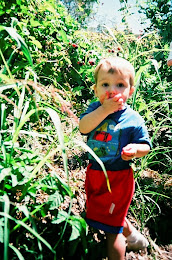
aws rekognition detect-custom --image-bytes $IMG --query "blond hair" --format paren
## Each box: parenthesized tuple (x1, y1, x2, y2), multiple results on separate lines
(94, 57, 135, 87)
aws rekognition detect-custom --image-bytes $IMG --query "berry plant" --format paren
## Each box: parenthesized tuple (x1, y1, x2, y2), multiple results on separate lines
(0, 0, 171, 259)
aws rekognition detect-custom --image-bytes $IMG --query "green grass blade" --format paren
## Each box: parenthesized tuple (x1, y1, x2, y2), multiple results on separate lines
(74, 140, 112, 193)
(0, 48, 14, 80)
(0, 212, 56, 255)
(19, 205, 43, 258)
(0, 25, 33, 67)
(9, 244, 25, 260)
(19, 100, 29, 123)
(29, 147, 59, 181)
(0, 83, 19, 92)
(1, 103, 6, 130)
(11, 204, 44, 233)
(12, 108, 44, 143)
(3, 194, 10, 260)
(151, 118, 169, 144)
(12, 109, 37, 143)
(53, 202, 73, 250)
(14, 85, 25, 121)
(46, 108, 69, 183)
(132, 63, 149, 109)
(0, 83, 20, 98)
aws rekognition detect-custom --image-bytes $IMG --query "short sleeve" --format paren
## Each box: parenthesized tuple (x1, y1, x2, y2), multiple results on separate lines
(80, 101, 101, 120)
(131, 119, 152, 148)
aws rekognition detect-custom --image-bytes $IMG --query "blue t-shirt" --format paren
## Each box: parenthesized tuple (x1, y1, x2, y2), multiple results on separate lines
(80, 101, 151, 171)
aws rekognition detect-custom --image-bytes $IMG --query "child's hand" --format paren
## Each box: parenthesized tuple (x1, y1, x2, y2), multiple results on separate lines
(101, 92, 124, 114)
(121, 144, 137, 161)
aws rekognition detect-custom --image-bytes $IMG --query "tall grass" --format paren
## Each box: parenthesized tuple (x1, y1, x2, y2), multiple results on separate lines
(0, 26, 77, 258)
(0, 93, 76, 258)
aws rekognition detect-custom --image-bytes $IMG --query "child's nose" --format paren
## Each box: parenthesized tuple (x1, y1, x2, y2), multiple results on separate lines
(109, 87, 117, 97)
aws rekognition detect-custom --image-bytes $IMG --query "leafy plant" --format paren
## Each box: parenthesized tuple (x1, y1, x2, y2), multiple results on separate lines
(0, 0, 171, 259)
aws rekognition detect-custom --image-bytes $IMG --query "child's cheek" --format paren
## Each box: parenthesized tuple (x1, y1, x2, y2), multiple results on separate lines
(99, 93, 107, 104)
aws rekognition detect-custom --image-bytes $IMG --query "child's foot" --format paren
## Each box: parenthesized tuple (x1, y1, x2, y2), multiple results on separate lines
(126, 229, 149, 251)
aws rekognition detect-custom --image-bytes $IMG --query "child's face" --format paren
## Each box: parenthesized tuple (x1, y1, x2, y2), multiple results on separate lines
(94, 64, 135, 104)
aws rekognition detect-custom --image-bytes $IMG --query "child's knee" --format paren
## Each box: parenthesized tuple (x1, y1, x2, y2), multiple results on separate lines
(106, 233, 126, 250)
(106, 233, 126, 260)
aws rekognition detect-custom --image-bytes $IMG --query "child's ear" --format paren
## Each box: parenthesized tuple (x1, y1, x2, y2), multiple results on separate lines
(129, 86, 135, 96)
(93, 84, 98, 96)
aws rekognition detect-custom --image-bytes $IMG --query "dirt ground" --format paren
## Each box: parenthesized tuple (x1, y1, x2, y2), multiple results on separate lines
(53, 159, 172, 260)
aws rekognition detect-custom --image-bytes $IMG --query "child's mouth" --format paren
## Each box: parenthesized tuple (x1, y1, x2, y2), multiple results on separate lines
(106, 91, 116, 99)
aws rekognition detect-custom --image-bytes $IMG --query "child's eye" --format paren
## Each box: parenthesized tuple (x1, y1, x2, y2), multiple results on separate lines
(117, 83, 124, 88)
(102, 83, 109, 87)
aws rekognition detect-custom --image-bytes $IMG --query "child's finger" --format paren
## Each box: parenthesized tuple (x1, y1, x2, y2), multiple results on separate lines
(122, 147, 135, 156)
(118, 98, 123, 103)
(105, 91, 110, 99)
(113, 94, 123, 101)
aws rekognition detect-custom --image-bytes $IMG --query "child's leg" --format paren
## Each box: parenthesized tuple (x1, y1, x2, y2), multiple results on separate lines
(123, 217, 149, 250)
(123, 217, 133, 237)
(106, 233, 126, 260)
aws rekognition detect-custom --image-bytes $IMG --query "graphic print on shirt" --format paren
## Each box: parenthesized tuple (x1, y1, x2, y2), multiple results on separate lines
(87, 120, 122, 163)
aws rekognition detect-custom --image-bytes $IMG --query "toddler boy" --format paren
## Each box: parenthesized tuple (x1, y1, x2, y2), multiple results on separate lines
(79, 57, 151, 259)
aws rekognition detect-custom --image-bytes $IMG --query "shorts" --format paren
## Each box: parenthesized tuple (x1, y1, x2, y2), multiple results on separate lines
(85, 164, 135, 234)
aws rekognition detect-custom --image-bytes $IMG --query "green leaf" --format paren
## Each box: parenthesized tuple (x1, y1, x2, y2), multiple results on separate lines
(54, 174, 73, 197)
(63, 56, 71, 65)
(59, 29, 68, 43)
(42, 3, 57, 15)
(0, 26, 33, 67)
(30, 18, 41, 28)
(1, 103, 6, 130)
(32, 39, 42, 49)
(48, 191, 63, 210)
(0, 168, 11, 182)
(69, 219, 82, 241)
(4, 184, 12, 190)
(40, 209, 47, 218)
(52, 210, 68, 224)
(11, 174, 18, 187)
(28, 187, 37, 197)
(16, 0, 22, 4)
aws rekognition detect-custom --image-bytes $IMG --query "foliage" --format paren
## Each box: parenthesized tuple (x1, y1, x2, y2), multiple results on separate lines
(61, 0, 99, 25)
(0, 0, 102, 106)
(0, 78, 86, 259)
(0, 0, 171, 259)
(139, 0, 172, 43)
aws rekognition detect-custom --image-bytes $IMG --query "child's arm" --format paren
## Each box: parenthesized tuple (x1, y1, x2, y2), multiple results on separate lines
(79, 94, 123, 134)
(121, 143, 150, 161)
(79, 106, 109, 134)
